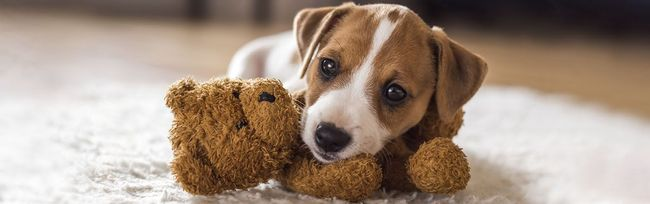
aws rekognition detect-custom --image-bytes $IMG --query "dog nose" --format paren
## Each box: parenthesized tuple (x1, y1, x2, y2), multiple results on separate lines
(315, 122, 351, 153)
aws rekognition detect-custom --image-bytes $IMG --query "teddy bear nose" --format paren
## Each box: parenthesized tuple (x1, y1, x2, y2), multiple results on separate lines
(315, 122, 351, 153)
(259, 92, 275, 102)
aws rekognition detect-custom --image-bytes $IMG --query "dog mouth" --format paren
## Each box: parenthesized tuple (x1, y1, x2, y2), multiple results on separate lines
(312, 150, 339, 163)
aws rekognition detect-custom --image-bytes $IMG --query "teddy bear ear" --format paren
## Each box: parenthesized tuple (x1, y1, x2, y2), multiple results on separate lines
(165, 78, 198, 111)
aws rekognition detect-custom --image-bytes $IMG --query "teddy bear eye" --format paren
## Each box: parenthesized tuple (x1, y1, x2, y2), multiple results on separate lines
(259, 92, 275, 103)
(235, 119, 248, 130)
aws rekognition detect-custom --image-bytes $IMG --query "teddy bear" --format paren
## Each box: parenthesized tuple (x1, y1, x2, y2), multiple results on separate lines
(165, 77, 470, 201)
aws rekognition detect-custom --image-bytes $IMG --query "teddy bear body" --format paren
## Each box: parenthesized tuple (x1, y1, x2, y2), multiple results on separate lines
(166, 78, 299, 194)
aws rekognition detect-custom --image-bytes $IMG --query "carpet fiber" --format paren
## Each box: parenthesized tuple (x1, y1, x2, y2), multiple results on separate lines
(1, 66, 649, 203)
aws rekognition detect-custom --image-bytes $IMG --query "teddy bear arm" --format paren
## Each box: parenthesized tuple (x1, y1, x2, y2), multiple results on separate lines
(406, 137, 470, 194)
(280, 153, 382, 202)
(171, 148, 228, 195)
(169, 131, 233, 195)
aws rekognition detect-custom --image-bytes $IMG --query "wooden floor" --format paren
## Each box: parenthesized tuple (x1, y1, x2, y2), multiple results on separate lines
(2, 8, 649, 119)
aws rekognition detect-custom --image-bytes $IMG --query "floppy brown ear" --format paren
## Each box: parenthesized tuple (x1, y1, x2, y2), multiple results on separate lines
(431, 27, 487, 122)
(294, 2, 354, 78)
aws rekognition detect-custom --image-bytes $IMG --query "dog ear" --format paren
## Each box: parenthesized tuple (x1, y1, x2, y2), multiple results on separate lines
(430, 27, 487, 122)
(294, 2, 355, 78)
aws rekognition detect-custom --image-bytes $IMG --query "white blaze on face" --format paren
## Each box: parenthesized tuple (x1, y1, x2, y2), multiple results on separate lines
(303, 16, 398, 162)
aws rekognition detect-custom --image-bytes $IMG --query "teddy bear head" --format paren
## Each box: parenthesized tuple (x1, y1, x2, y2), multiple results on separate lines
(165, 78, 301, 190)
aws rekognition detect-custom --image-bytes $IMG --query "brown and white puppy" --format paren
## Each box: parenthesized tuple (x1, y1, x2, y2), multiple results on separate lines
(228, 3, 487, 163)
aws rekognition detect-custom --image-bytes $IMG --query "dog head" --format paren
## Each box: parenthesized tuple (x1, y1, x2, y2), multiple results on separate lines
(294, 3, 487, 163)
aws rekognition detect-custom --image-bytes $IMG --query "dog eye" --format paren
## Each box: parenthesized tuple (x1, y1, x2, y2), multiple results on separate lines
(384, 83, 407, 105)
(319, 58, 338, 80)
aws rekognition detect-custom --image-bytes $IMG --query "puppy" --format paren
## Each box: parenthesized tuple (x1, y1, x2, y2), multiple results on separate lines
(228, 3, 487, 163)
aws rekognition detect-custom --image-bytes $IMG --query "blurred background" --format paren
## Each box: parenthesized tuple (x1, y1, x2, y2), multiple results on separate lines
(1, 0, 649, 118)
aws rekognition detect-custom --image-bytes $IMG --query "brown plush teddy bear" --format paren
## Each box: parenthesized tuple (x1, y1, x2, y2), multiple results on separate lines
(165, 77, 469, 201)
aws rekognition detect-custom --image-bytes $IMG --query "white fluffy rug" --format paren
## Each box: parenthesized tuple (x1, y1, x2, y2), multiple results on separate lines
(2, 65, 649, 203)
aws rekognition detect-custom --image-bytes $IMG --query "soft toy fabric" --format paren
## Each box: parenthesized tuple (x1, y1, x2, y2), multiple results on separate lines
(165, 77, 469, 201)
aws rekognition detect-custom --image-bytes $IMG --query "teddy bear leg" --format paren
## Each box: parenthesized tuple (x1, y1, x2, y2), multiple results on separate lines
(406, 137, 470, 194)
(279, 153, 382, 202)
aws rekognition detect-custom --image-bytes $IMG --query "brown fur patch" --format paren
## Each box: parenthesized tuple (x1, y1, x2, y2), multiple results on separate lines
(304, 8, 377, 106)
(369, 12, 438, 138)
